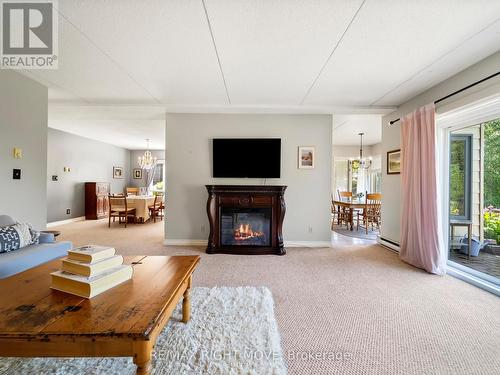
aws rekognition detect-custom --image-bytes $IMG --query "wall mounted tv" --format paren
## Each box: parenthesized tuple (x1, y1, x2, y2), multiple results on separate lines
(213, 138, 281, 178)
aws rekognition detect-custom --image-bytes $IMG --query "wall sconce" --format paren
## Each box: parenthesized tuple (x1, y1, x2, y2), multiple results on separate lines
(13, 148, 22, 159)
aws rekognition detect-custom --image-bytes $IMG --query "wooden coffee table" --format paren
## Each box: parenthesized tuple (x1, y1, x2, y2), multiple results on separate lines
(0, 255, 200, 374)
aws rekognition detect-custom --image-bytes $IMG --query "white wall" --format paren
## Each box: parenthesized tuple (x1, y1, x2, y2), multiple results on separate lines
(47, 129, 131, 222)
(381, 51, 500, 244)
(0, 71, 48, 229)
(165, 113, 332, 244)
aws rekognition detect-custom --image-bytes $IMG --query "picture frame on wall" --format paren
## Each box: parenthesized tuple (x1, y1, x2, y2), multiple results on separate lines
(113, 166, 124, 179)
(387, 149, 401, 175)
(133, 168, 142, 179)
(298, 146, 315, 169)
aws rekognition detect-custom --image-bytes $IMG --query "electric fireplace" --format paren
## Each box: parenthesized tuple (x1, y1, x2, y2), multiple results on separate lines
(221, 207, 272, 247)
(206, 185, 287, 255)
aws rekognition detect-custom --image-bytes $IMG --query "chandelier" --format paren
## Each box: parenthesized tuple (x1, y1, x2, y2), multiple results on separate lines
(138, 139, 157, 170)
(349, 132, 372, 171)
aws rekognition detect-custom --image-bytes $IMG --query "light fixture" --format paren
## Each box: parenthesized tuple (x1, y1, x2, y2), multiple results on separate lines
(349, 132, 372, 171)
(138, 139, 157, 170)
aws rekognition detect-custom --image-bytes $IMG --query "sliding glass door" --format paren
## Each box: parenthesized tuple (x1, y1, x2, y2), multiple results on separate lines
(448, 119, 500, 281)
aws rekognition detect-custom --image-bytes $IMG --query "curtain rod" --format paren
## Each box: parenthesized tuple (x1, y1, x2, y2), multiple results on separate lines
(389, 70, 500, 125)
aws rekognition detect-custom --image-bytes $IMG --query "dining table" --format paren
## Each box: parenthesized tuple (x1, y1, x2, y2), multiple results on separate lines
(332, 200, 377, 231)
(126, 195, 157, 223)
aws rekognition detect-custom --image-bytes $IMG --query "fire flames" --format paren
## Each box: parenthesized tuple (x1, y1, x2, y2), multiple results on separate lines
(234, 223, 264, 241)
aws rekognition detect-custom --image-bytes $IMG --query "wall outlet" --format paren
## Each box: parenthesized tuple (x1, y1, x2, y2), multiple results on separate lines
(308, 226, 313, 233)
(52, 175, 58, 181)
(66, 209, 71, 215)
(13, 169, 21, 179)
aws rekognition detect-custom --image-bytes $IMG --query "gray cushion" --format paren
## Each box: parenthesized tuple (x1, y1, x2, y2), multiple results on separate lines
(0, 215, 16, 227)
(0, 241, 72, 278)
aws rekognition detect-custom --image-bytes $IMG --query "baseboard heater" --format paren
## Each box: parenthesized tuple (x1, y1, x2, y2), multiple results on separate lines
(377, 237, 400, 252)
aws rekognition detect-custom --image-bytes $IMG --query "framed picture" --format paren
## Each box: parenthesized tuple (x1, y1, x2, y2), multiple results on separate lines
(387, 149, 401, 175)
(133, 168, 142, 179)
(113, 166, 124, 179)
(298, 146, 315, 169)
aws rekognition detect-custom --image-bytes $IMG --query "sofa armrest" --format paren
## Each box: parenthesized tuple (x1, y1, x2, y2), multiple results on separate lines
(39, 232, 55, 244)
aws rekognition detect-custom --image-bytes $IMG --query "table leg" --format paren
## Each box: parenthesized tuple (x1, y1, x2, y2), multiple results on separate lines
(182, 276, 192, 323)
(133, 342, 152, 375)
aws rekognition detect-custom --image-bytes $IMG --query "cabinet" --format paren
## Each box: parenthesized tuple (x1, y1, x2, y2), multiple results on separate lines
(85, 182, 110, 220)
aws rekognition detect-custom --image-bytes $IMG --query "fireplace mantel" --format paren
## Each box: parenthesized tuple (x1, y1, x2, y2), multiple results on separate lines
(206, 185, 287, 255)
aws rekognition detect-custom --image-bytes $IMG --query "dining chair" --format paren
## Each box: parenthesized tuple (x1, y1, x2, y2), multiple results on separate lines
(331, 194, 339, 230)
(108, 195, 136, 228)
(148, 193, 164, 223)
(357, 192, 382, 234)
(126, 187, 140, 196)
(337, 190, 354, 229)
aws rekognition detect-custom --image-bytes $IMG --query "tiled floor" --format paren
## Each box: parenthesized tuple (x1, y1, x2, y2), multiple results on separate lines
(331, 224, 378, 241)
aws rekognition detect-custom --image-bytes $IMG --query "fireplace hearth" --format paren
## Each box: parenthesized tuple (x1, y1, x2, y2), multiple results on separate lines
(206, 185, 286, 255)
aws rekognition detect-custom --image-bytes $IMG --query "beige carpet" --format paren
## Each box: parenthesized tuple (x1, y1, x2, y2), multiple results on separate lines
(52, 219, 500, 375)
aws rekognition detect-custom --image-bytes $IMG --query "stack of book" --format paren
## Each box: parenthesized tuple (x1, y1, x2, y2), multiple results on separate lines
(50, 245, 133, 298)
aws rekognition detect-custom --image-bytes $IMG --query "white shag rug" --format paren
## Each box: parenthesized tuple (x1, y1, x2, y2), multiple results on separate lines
(0, 287, 287, 375)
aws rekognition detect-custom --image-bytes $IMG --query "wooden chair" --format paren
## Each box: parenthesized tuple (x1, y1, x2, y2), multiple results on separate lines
(108, 195, 136, 228)
(336, 190, 354, 229)
(357, 192, 382, 234)
(331, 194, 339, 230)
(148, 193, 164, 223)
(126, 187, 140, 196)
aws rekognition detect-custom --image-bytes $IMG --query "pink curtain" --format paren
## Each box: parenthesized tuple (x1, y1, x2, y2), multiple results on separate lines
(400, 103, 446, 275)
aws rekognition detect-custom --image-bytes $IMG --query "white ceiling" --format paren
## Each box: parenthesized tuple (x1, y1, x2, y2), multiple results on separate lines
(20, 0, 500, 148)
(332, 114, 381, 146)
(48, 106, 165, 150)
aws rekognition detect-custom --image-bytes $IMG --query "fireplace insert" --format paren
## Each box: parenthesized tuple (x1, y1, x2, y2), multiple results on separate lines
(221, 207, 272, 247)
(206, 185, 286, 255)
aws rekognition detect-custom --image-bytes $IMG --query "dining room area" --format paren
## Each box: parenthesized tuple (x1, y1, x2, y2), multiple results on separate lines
(331, 116, 384, 241)
(84, 146, 166, 229)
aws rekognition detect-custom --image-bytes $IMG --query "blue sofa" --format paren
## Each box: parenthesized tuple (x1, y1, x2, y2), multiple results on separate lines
(0, 215, 72, 279)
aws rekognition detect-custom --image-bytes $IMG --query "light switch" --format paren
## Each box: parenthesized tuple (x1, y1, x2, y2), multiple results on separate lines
(13, 169, 21, 179)
(13, 148, 22, 159)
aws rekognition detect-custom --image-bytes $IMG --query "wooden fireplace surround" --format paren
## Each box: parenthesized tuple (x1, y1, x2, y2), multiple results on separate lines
(206, 185, 287, 255)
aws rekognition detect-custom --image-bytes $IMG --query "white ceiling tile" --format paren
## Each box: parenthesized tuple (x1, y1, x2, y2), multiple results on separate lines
(14, 1, 499, 112)
(374, 19, 500, 106)
(30, 16, 157, 103)
(306, 0, 500, 106)
(332, 114, 381, 146)
(55, 0, 228, 105)
(204, 0, 364, 105)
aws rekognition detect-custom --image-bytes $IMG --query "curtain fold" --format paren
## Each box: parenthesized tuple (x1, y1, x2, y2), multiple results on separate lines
(400, 103, 446, 275)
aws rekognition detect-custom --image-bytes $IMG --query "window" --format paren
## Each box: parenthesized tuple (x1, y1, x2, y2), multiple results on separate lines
(449, 134, 472, 220)
(152, 160, 165, 192)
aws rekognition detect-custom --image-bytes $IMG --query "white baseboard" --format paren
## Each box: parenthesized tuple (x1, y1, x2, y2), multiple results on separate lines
(377, 236, 400, 253)
(163, 239, 331, 248)
(47, 216, 85, 228)
(284, 241, 332, 248)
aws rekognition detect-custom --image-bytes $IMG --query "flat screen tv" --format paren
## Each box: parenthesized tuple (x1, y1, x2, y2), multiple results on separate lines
(213, 138, 281, 178)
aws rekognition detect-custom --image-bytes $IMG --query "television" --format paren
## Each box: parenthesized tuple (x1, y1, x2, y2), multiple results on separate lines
(213, 138, 281, 178)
